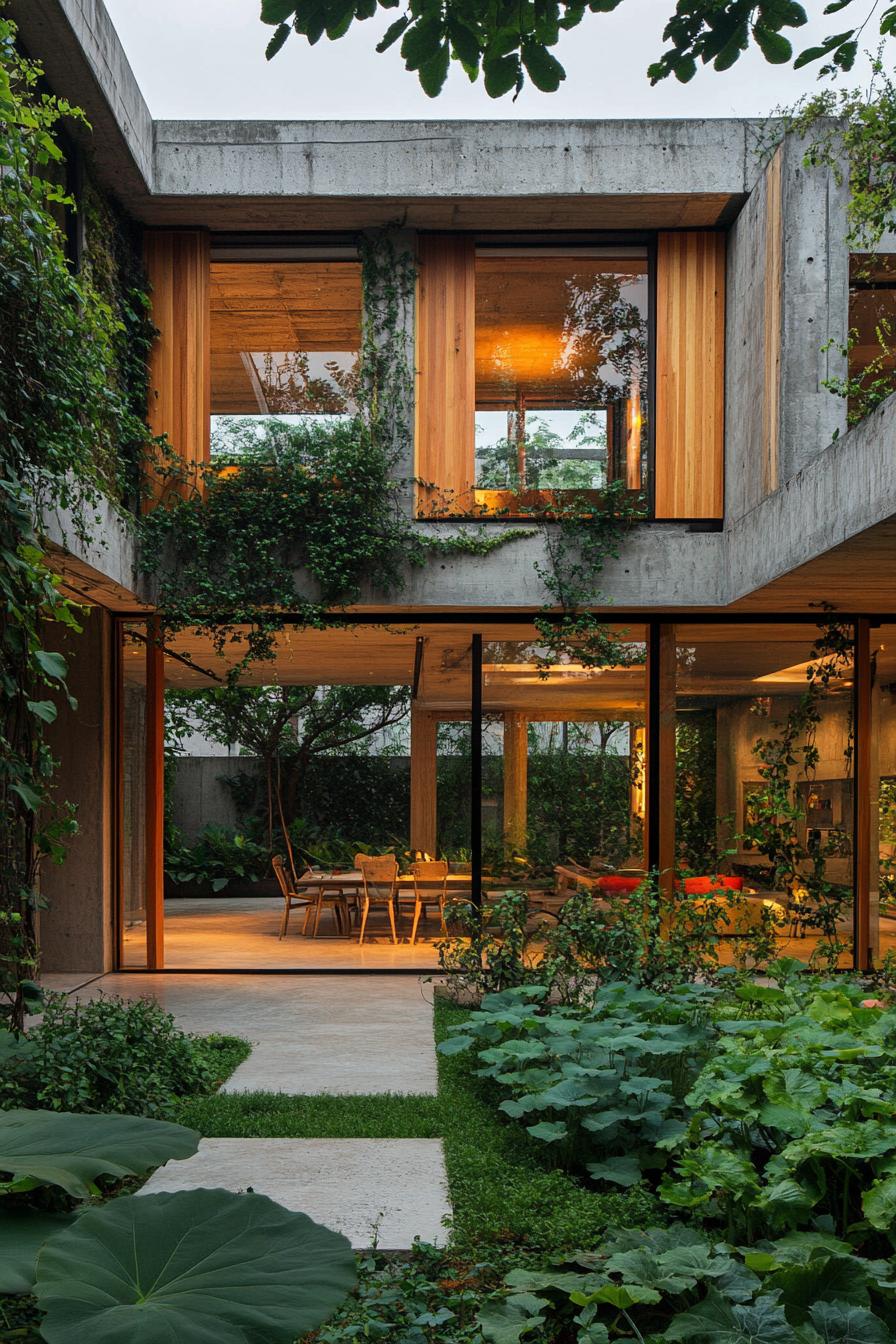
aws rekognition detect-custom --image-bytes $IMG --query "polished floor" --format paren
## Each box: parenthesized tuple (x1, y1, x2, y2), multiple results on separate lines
(122, 896, 443, 971)
(119, 897, 896, 972)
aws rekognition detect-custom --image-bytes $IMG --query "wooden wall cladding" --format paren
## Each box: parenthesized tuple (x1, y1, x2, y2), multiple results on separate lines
(415, 234, 476, 515)
(655, 231, 726, 520)
(143, 231, 210, 509)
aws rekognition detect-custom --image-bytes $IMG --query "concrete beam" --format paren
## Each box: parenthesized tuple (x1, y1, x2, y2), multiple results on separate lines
(8, 0, 153, 205)
(726, 391, 896, 603)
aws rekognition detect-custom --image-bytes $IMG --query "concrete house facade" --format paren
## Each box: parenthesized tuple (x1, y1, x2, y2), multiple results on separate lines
(16, 0, 896, 978)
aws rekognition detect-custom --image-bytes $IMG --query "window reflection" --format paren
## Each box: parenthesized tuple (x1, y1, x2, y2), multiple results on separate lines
(209, 261, 362, 452)
(474, 249, 648, 508)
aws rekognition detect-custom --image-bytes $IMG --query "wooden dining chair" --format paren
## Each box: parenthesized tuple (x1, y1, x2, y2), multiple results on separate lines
(271, 855, 314, 939)
(407, 859, 449, 944)
(355, 853, 399, 945)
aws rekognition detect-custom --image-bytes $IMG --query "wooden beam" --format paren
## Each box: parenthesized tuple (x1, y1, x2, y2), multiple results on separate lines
(503, 713, 529, 854)
(410, 705, 438, 857)
(144, 230, 210, 509)
(855, 618, 872, 970)
(145, 619, 165, 969)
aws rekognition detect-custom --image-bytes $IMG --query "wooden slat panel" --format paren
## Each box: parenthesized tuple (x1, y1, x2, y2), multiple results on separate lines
(655, 232, 725, 519)
(144, 231, 210, 508)
(415, 235, 475, 514)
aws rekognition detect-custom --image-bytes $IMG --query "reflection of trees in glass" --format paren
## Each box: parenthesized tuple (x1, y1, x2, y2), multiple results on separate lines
(556, 270, 648, 409)
(255, 350, 359, 415)
(476, 268, 648, 493)
(476, 412, 607, 491)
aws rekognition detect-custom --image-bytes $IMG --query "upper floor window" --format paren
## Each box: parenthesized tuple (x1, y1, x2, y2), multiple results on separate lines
(473, 247, 649, 509)
(209, 257, 362, 452)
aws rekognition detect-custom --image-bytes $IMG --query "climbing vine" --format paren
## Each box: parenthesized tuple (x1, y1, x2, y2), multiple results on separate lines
(0, 18, 152, 1027)
(740, 620, 855, 970)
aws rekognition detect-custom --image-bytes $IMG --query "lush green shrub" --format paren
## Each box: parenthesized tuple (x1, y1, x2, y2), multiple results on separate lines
(0, 993, 246, 1118)
(440, 981, 718, 1188)
(165, 824, 270, 892)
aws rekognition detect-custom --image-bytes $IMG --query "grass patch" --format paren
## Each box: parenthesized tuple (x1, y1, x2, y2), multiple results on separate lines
(193, 1033, 252, 1091)
(174, 1090, 442, 1138)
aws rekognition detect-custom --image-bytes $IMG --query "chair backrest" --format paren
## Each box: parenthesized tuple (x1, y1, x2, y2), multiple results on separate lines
(271, 855, 292, 900)
(356, 853, 398, 897)
(412, 859, 448, 895)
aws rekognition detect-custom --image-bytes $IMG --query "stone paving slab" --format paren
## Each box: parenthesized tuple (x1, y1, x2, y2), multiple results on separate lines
(139, 1137, 450, 1250)
(80, 974, 439, 1095)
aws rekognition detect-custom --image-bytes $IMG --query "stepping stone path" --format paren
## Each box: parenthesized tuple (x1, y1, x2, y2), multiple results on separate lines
(76, 973, 450, 1249)
(140, 1137, 450, 1249)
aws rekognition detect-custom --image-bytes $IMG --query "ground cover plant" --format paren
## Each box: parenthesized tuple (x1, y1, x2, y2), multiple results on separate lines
(0, 991, 248, 1119)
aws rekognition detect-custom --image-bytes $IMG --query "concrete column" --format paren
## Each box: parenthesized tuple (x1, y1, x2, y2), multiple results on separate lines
(410, 705, 437, 857)
(503, 713, 528, 855)
(39, 606, 115, 974)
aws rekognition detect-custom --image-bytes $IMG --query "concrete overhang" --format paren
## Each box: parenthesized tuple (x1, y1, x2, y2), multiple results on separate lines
(10, 0, 760, 231)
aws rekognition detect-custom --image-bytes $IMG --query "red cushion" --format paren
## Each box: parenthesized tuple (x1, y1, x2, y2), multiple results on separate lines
(596, 876, 644, 894)
(683, 875, 744, 896)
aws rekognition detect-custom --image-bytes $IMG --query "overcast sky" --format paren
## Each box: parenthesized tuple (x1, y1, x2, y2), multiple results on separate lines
(103, 0, 875, 121)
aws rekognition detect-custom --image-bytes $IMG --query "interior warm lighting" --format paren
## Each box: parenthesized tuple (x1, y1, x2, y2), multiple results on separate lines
(754, 657, 854, 685)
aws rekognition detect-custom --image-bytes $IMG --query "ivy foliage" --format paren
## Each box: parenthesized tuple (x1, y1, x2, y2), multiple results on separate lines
(0, 19, 152, 1028)
(260, 0, 891, 98)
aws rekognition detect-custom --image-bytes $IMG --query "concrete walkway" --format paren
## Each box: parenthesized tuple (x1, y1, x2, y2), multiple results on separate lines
(82, 973, 439, 1094)
(75, 973, 451, 1248)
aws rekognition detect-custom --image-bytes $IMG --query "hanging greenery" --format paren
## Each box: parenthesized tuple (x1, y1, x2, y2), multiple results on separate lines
(739, 620, 855, 970)
(0, 18, 153, 1028)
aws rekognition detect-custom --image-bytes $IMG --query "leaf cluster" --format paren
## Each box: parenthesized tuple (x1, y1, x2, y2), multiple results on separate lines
(260, 0, 895, 98)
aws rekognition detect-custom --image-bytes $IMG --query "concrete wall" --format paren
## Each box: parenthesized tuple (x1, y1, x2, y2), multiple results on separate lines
(778, 134, 850, 483)
(39, 607, 115, 974)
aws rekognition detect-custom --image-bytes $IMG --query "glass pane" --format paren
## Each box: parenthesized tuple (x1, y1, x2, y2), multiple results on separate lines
(119, 623, 148, 967)
(675, 623, 855, 969)
(474, 249, 648, 509)
(209, 260, 362, 452)
(481, 626, 648, 891)
(157, 623, 475, 968)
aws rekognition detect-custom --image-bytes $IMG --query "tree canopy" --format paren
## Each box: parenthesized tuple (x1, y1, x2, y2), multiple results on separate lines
(260, 0, 894, 99)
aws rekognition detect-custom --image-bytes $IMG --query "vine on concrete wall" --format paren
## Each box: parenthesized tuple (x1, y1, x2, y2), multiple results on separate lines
(0, 18, 152, 1027)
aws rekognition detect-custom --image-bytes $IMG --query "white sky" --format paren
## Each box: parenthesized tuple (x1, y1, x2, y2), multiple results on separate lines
(103, 0, 877, 121)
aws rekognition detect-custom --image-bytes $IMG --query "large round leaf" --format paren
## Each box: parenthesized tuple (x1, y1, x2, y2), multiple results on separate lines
(35, 1188, 357, 1344)
(0, 1109, 199, 1198)
(0, 1210, 77, 1293)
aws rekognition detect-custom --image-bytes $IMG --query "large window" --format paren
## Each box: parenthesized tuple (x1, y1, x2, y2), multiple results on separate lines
(474, 248, 649, 510)
(209, 257, 362, 452)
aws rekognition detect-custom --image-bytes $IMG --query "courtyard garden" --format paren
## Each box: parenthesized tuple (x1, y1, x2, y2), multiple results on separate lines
(5, 920, 896, 1342)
